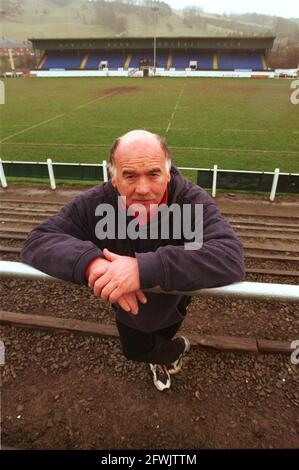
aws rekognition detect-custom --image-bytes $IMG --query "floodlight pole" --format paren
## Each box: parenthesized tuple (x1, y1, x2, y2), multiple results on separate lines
(154, 36, 156, 75)
(152, 6, 159, 76)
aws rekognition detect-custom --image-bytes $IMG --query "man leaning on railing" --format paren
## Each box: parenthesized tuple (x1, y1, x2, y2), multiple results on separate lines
(21, 130, 245, 392)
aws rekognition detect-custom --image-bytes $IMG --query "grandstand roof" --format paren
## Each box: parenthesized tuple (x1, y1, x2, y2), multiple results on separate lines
(30, 36, 275, 51)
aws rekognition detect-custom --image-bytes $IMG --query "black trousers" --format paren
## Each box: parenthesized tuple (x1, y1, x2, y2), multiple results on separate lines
(112, 296, 191, 367)
(116, 319, 184, 367)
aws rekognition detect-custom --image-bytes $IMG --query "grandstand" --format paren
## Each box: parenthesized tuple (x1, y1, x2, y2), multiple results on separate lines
(31, 36, 275, 75)
(219, 51, 263, 70)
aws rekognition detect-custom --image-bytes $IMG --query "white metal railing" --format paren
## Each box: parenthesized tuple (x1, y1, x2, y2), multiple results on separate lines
(0, 158, 109, 190)
(0, 158, 7, 188)
(47, 158, 56, 190)
(1, 159, 298, 201)
(212, 164, 217, 198)
(1, 261, 299, 303)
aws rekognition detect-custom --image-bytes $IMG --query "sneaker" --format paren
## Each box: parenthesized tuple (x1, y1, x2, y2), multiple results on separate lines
(149, 364, 171, 391)
(168, 336, 191, 375)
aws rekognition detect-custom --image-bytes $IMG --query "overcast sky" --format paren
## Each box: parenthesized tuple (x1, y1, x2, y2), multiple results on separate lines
(167, 0, 299, 18)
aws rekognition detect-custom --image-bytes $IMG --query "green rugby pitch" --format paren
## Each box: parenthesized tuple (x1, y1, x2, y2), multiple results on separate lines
(0, 77, 298, 173)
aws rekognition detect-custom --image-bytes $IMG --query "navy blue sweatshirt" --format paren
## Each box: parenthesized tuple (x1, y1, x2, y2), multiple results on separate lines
(21, 166, 245, 332)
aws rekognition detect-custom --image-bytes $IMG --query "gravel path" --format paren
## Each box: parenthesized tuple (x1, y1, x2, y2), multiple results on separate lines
(1, 186, 299, 449)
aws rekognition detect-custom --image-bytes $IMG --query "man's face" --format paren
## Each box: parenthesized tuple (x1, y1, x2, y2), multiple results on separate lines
(111, 134, 171, 215)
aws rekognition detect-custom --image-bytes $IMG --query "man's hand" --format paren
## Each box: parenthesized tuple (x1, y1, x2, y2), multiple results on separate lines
(87, 254, 146, 314)
(117, 291, 147, 315)
(92, 248, 141, 303)
(87, 257, 110, 287)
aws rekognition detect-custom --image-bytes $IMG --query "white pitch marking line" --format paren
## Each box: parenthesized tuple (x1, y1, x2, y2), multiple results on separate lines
(223, 129, 268, 133)
(0, 90, 121, 144)
(169, 145, 299, 155)
(166, 81, 187, 134)
(74, 90, 119, 110)
(2, 142, 298, 155)
(0, 113, 65, 144)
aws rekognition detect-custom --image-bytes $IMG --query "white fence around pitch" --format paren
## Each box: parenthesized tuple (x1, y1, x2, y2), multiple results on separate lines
(1, 261, 299, 303)
(1, 158, 298, 201)
(0, 158, 109, 188)
(30, 69, 279, 79)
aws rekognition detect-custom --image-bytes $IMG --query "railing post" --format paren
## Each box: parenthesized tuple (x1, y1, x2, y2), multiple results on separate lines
(0, 158, 8, 188)
(212, 164, 218, 198)
(270, 168, 280, 202)
(102, 160, 108, 182)
(47, 158, 56, 190)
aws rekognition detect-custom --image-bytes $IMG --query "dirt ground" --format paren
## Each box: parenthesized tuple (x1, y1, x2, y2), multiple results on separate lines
(1, 183, 299, 213)
(0, 185, 299, 449)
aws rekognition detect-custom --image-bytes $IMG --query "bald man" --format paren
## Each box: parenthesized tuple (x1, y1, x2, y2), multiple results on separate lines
(22, 130, 245, 392)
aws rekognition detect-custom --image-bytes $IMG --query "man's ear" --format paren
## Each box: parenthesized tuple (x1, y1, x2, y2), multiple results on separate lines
(167, 172, 171, 183)
(109, 168, 117, 187)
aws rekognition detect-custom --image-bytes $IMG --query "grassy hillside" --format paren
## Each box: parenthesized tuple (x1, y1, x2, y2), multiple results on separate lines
(2, 0, 298, 42)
